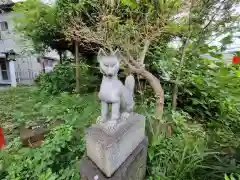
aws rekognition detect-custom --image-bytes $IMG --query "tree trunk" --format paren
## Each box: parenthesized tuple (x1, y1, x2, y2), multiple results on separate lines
(172, 83, 178, 110)
(123, 53, 165, 138)
(75, 41, 80, 93)
(172, 37, 190, 110)
(59, 52, 63, 64)
(141, 70, 164, 117)
(140, 69, 166, 140)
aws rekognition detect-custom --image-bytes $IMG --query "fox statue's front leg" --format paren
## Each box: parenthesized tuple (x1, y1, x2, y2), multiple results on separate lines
(107, 102, 120, 128)
(97, 101, 108, 124)
(97, 101, 121, 129)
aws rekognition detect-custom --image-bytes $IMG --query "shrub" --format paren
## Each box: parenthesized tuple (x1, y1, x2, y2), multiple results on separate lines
(35, 62, 76, 95)
(178, 61, 240, 127)
(1, 86, 240, 180)
(35, 61, 101, 95)
(0, 87, 100, 180)
(146, 111, 209, 180)
(0, 124, 85, 180)
(146, 111, 240, 180)
(149, 45, 240, 127)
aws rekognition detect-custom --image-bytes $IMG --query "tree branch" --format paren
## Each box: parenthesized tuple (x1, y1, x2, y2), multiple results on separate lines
(139, 39, 150, 65)
(172, 0, 193, 110)
(126, 50, 143, 69)
(191, 0, 226, 53)
(121, 56, 144, 74)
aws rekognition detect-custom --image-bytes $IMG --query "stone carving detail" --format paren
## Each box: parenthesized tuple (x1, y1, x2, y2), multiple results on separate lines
(97, 49, 135, 129)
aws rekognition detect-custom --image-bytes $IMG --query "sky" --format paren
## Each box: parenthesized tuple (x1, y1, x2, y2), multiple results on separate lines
(212, 3, 240, 52)
(12, 0, 240, 52)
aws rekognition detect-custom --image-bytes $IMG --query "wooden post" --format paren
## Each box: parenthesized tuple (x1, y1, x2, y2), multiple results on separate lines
(75, 41, 80, 93)
(59, 51, 63, 64)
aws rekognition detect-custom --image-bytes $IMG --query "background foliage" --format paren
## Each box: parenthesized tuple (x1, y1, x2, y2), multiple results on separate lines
(1, 0, 240, 179)
(35, 60, 101, 94)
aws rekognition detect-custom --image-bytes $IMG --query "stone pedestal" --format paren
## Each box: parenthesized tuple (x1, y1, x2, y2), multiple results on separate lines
(80, 137, 148, 180)
(84, 113, 146, 177)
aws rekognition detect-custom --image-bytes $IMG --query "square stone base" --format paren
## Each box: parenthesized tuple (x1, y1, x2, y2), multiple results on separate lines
(80, 137, 148, 180)
(85, 113, 146, 177)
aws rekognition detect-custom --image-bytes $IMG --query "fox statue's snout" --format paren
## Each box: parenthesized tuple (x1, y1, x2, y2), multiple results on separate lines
(105, 68, 115, 77)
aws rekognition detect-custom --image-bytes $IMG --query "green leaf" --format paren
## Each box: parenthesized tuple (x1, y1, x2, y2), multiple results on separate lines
(220, 35, 233, 45)
(209, 46, 218, 50)
(236, 71, 240, 78)
(230, 174, 236, 180)
(209, 52, 222, 59)
(225, 174, 230, 180)
(192, 98, 201, 105)
(121, 0, 137, 8)
(148, 147, 154, 162)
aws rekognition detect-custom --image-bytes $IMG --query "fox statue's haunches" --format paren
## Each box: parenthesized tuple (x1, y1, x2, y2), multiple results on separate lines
(97, 49, 135, 128)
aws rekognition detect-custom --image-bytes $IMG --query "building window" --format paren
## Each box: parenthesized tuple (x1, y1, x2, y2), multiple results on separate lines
(0, 21, 8, 31)
(47, 59, 53, 67)
(0, 60, 9, 80)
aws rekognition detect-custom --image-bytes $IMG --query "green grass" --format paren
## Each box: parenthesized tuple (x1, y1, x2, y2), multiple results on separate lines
(0, 86, 100, 140)
(0, 87, 101, 179)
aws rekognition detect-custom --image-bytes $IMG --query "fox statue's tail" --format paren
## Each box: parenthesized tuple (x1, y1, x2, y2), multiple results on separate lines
(125, 74, 135, 94)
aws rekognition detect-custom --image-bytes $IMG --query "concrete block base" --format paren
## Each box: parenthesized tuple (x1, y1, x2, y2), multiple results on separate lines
(80, 137, 148, 180)
(85, 113, 146, 177)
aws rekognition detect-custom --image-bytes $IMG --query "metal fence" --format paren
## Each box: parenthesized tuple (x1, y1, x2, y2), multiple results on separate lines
(15, 55, 41, 85)
(16, 70, 40, 85)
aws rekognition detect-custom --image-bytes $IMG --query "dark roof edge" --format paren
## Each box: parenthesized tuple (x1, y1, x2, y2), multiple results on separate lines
(0, 1, 17, 12)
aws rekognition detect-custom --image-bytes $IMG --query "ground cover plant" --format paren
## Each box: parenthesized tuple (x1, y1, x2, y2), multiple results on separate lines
(0, 87, 99, 179)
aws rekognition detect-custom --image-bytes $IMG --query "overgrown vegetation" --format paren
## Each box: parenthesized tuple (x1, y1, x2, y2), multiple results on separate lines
(1, 0, 239, 179)
(1, 66, 240, 179)
(0, 87, 99, 179)
(35, 61, 101, 94)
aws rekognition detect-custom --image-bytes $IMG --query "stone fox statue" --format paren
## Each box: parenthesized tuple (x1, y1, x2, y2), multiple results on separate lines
(97, 49, 135, 127)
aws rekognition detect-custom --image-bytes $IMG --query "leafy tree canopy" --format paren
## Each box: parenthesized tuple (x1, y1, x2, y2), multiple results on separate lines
(13, 0, 100, 55)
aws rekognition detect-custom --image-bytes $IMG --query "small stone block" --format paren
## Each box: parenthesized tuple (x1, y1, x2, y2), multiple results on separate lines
(20, 127, 46, 147)
(85, 113, 146, 177)
(80, 137, 148, 180)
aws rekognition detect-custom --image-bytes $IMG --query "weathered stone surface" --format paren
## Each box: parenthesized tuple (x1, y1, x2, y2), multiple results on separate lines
(85, 113, 145, 177)
(80, 137, 148, 180)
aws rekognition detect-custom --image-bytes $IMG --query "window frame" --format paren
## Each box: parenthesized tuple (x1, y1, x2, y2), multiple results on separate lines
(0, 21, 8, 31)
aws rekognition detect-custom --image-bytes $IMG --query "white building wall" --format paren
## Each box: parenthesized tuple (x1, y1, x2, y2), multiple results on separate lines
(0, 11, 58, 85)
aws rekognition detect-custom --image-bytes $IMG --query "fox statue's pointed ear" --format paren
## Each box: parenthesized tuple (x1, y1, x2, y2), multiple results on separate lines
(97, 48, 106, 62)
(112, 49, 122, 62)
